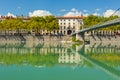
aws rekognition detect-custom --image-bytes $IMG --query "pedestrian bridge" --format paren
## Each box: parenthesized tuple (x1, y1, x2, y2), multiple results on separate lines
(72, 18, 120, 35)
(71, 18, 120, 41)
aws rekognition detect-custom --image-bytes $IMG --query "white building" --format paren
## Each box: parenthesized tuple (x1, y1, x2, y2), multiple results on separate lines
(57, 16, 84, 35)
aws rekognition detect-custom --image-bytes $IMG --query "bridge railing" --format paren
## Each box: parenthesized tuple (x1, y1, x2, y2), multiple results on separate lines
(72, 18, 120, 35)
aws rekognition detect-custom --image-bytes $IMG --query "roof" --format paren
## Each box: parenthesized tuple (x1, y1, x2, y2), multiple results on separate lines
(0, 16, 31, 20)
(56, 16, 85, 19)
(0, 16, 85, 20)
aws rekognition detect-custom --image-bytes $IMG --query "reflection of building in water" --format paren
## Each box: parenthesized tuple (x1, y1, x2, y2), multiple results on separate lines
(58, 52, 83, 64)
(0, 46, 65, 54)
(0, 42, 83, 65)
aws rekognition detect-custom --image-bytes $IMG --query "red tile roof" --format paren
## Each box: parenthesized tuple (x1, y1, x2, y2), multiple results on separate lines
(0, 16, 85, 20)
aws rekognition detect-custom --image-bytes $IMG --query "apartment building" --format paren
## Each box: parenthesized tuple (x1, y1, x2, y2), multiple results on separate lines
(57, 16, 84, 35)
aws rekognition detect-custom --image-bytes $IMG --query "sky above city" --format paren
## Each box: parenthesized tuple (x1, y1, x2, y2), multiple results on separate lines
(0, 0, 120, 17)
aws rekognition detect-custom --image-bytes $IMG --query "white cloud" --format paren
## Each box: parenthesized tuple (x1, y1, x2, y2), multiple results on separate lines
(7, 12, 16, 17)
(71, 8, 78, 12)
(64, 8, 89, 17)
(93, 12, 100, 16)
(64, 8, 82, 16)
(29, 10, 52, 17)
(64, 11, 82, 16)
(103, 9, 120, 17)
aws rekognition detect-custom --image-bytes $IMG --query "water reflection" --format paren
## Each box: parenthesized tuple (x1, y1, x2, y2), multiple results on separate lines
(76, 43, 120, 80)
(0, 42, 120, 67)
(0, 42, 120, 80)
(0, 42, 84, 67)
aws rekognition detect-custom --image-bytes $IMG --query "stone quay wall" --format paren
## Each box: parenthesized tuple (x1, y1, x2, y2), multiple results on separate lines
(84, 30, 120, 43)
(0, 35, 72, 42)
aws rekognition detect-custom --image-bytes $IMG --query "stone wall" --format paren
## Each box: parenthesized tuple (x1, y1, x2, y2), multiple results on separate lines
(0, 35, 72, 42)
(90, 35, 120, 42)
(85, 30, 120, 43)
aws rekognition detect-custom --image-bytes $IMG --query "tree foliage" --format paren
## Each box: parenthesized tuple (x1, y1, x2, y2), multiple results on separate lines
(84, 15, 120, 30)
(0, 15, 59, 35)
(0, 52, 59, 66)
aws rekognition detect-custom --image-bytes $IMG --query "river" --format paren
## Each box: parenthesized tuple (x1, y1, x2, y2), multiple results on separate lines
(0, 42, 120, 80)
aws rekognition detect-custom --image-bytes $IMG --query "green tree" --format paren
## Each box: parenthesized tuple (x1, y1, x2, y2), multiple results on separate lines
(45, 15, 59, 35)
(84, 15, 120, 30)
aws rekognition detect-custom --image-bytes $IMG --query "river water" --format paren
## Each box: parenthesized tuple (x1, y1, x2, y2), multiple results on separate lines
(0, 42, 120, 80)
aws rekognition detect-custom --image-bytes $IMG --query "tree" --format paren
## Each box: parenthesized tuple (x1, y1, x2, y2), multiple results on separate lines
(84, 15, 120, 30)
(0, 16, 59, 35)
(45, 15, 59, 35)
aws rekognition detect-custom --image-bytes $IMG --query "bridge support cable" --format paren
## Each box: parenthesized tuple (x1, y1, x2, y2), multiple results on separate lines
(71, 46, 120, 80)
(110, 8, 120, 17)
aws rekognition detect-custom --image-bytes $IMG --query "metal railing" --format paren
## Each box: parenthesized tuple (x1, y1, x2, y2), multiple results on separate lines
(72, 18, 120, 35)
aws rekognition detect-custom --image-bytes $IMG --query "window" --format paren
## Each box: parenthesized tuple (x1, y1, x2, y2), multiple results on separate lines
(64, 31, 66, 34)
(73, 26, 75, 29)
(54, 30, 55, 34)
(68, 23, 70, 26)
(68, 26, 70, 29)
(64, 26, 66, 29)
(60, 26, 62, 30)
(61, 31, 62, 34)
(57, 31, 59, 33)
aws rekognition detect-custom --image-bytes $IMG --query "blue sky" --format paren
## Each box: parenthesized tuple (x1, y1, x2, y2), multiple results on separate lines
(0, 0, 120, 17)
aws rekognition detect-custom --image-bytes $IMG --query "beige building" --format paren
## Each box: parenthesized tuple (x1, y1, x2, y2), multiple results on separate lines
(57, 16, 84, 35)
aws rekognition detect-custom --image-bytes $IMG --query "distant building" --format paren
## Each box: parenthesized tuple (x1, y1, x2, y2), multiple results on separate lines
(57, 16, 84, 35)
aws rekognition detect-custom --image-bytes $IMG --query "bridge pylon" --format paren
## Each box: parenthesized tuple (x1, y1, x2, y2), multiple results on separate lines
(75, 18, 85, 42)
(76, 32, 85, 42)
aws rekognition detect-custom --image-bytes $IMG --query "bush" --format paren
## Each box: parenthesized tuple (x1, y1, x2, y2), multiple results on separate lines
(72, 36, 83, 44)
(72, 36, 76, 42)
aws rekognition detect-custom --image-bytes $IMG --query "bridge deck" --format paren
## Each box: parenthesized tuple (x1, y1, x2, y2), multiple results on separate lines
(72, 18, 120, 35)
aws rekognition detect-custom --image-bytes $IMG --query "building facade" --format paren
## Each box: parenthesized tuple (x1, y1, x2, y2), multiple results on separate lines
(57, 16, 84, 35)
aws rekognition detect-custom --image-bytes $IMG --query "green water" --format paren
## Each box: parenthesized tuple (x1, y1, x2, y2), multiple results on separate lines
(0, 42, 120, 80)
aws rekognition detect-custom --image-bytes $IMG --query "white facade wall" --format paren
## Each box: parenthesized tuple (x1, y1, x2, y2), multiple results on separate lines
(57, 17, 84, 35)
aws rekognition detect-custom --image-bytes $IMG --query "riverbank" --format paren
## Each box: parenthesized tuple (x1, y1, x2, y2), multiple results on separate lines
(0, 35, 72, 42)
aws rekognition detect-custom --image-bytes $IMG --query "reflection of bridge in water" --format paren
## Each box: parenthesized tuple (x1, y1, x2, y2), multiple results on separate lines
(74, 43, 120, 80)
(85, 43, 120, 54)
